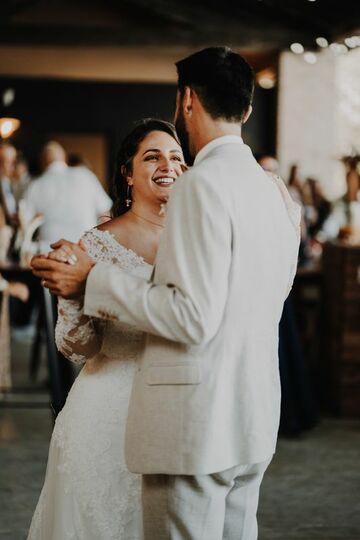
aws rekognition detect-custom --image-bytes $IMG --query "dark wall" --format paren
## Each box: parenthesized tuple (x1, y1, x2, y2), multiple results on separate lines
(0, 77, 276, 178)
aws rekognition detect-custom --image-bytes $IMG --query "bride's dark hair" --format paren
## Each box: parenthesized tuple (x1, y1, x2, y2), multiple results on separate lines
(110, 118, 180, 218)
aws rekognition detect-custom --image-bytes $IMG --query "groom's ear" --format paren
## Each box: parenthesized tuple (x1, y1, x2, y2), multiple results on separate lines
(183, 86, 193, 116)
(242, 105, 253, 125)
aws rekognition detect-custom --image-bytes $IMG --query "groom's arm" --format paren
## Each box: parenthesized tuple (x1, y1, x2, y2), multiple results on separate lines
(84, 172, 232, 346)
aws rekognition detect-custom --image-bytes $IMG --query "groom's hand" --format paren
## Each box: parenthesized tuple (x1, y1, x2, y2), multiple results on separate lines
(31, 240, 95, 299)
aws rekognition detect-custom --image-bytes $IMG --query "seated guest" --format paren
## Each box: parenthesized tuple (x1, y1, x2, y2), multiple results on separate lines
(0, 273, 29, 390)
(320, 157, 360, 241)
(258, 154, 279, 175)
(12, 153, 32, 206)
(24, 141, 112, 249)
(0, 143, 18, 226)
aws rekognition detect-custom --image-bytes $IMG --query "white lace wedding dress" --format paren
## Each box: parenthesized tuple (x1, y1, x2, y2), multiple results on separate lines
(28, 228, 152, 540)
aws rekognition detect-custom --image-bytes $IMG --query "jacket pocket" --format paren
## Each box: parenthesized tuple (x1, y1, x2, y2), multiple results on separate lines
(146, 365, 201, 385)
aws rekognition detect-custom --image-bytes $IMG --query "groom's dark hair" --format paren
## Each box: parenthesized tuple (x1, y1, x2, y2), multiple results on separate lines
(175, 47, 254, 123)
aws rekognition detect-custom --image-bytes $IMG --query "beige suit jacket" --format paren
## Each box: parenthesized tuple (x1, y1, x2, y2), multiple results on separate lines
(84, 136, 300, 475)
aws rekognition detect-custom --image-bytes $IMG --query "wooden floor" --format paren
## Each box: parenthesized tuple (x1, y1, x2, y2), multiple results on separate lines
(1, 327, 359, 539)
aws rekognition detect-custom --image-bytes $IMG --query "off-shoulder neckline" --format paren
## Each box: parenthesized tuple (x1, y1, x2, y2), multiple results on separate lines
(84, 228, 152, 268)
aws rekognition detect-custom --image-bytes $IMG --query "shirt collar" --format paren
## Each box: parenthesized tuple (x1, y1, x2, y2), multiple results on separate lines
(194, 135, 244, 166)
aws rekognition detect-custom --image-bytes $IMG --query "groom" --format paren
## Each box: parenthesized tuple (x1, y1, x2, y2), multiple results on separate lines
(32, 47, 300, 539)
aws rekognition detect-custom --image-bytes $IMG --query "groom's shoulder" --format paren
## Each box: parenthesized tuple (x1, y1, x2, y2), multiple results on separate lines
(178, 161, 215, 192)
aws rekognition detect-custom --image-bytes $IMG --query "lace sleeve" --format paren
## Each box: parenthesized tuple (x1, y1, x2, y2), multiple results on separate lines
(55, 297, 105, 364)
(54, 228, 111, 364)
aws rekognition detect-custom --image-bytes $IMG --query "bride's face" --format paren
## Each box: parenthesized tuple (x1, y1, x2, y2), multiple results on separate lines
(128, 130, 184, 205)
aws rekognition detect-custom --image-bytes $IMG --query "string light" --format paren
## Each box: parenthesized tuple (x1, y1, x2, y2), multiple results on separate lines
(344, 36, 360, 49)
(290, 43, 304, 54)
(304, 52, 317, 64)
(256, 68, 276, 89)
(0, 117, 21, 139)
(330, 43, 348, 55)
(2, 89, 15, 107)
(316, 37, 328, 48)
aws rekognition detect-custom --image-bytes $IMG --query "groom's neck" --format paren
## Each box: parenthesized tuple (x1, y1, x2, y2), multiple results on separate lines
(192, 117, 242, 156)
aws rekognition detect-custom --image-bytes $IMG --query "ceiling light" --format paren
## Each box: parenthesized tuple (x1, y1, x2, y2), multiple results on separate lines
(2, 89, 15, 107)
(290, 43, 304, 54)
(304, 52, 317, 64)
(256, 68, 276, 89)
(0, 117, 21, 139)
(344, 36, 360, 48)
(330, 43, 348, 54)
(316, 37, 328, 48)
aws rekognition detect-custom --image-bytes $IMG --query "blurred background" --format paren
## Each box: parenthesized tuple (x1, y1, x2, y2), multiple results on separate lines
(0, 1, 360, 538)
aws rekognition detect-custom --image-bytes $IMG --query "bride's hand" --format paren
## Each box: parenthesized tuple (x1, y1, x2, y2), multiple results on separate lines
(47, 245, 78, 265)
(32, 239, 94, 299)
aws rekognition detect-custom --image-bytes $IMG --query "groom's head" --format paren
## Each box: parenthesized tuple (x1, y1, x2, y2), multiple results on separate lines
(174, 47, 254, 165)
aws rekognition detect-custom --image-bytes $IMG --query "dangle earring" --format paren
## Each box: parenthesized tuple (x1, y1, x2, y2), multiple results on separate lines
(159, 202, 166, 216)
(125, 183, 132, 207)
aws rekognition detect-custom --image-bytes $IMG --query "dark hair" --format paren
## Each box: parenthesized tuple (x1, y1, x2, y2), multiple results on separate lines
(110, 118, 179, 218)
(176, 46, 254, 122)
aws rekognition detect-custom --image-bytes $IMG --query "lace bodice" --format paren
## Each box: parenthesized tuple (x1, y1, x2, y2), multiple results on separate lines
(55, 228, 152, 364)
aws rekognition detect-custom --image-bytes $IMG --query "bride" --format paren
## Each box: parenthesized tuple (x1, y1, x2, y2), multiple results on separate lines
(28, 119, 185, 540)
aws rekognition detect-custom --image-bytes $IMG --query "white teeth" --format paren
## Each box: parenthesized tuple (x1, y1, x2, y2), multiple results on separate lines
(154, 177, 175, 185)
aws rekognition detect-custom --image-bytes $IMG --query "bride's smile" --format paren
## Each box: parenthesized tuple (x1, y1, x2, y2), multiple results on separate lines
(128, 130, 184, 204)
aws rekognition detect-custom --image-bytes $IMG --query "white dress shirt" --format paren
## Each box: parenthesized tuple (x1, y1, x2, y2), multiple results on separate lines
(24, 161, 112, 249)
(0, 176, 17, 217)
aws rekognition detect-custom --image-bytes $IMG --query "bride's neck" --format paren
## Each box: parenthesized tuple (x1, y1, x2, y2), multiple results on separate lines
(129, 200, 166, 229)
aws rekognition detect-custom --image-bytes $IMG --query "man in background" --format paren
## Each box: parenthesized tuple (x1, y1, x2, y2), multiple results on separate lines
(0, 143, 17, 226)
(12, 153, 32, 206)
(24, 141, 112, 249)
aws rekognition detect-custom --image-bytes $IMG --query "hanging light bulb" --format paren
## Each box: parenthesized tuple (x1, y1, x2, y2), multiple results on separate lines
(344, 36, 360, 49)
(256, 68, 276, 89)
(330, 43, 348, 55)
(316, 37, 328, 48)
(290, 43, 304, 54)
(2, 89, 15, 107)
(304, 52, 317, 64)
(0, 117, 21, 139)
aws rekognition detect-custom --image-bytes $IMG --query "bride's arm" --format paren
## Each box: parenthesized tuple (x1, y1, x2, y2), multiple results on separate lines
(52, 231, 106, 363)
(55, 297, 105, 364)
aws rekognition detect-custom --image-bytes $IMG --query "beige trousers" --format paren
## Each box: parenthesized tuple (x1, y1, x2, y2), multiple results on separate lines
(142, 458, 271, 540)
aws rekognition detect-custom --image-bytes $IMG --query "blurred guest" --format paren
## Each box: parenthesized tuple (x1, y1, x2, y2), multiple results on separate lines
(0, 143, 17, 225)
(12, 153, 32, 205)
(285, 164, 312, 266)
(0, 273, 29, 390)
(304, 178, 331, 239)
(319, 157, 360, 241)
(0, 199, 13, 263)
(68, 153, 111, 221)
(68, 153, 90, 168)
(24, 141, 112, 249)
(258, 154, 279, 175)
(257, 165, 317, 433)
(287, 164, 304, 205)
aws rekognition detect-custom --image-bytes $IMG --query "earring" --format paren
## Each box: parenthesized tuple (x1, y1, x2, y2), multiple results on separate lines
(125, 184, 132, 207)
(159, 202, 166, 216)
